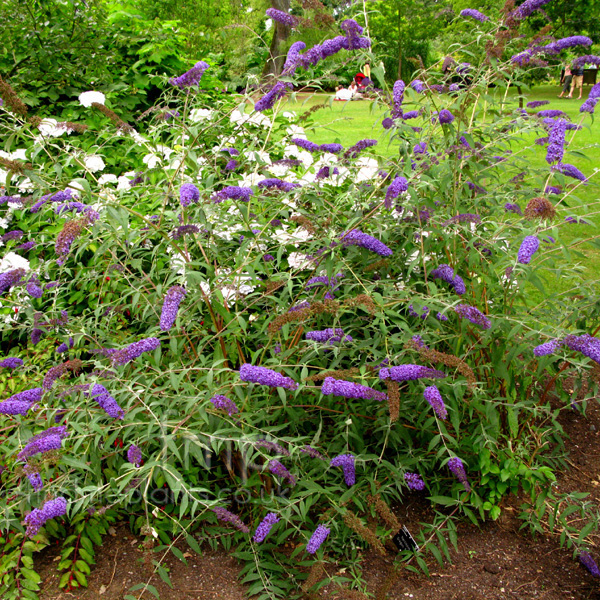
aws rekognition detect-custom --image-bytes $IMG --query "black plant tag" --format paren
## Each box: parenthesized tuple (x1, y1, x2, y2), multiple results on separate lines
(392, 526, 419, 552)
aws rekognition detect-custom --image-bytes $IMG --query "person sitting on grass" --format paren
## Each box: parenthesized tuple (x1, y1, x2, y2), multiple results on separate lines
(335, 81, 362, 101)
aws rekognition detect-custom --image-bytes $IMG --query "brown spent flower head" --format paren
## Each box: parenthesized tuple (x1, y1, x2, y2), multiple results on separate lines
(55, 218, 86, 263)
(0, 75, 28, 117)
(367, 494, 400, 530)
(300, 0, 335, 27)
(268, 299, 340, 334)
(265, 280, 286, 295)
(376, 565, 400, 600)
(343, 511, 387, 556)
(57, 121, 89, 134)
(364, 258, 389, 273)
(406, 339, 476, 391)
(384, 380, 400, 422)
(301, 561, 326, 592)
(299, 102, 329, 123)
(500, 0, 519, 31)
(485, 40, 505, 62)
(290, 215, 316, 234)
(524, 196, 556, 220)
(305, 367, 361, 383)
(0, 157, 32, 175)
(91, 102, 134, 134)
(344, 294, 377, 315)
(28, 116, 42, 127)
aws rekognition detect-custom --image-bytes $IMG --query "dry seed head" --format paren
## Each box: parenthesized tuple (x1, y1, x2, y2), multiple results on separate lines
(384, 380, 400, 422)
(364, 258, 389, 273)
(344, 294, 377, 315)
(524, 196, 556, 220)
(302, 561, 326, 592)
(305, 367, 361, 382)
(343, 511, 387, 556)
(0, 157, 31, 174)
(92, 102, 134, 133)
(367, 494, 400, 530)
(0, 75, 28, 117)
(290, 215, 316, 234)
(406, 339, 476, 391)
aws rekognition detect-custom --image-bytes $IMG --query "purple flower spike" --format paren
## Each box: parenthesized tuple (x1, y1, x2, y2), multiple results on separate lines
(460, 8, 489, 21)
(306, 329, 352, 344)
(170, 61, 209, 89)
(268, 459, 296, 486)
(127, 444, 142, 467)
(180, 183, 200, 207)
(405, 472, 425, 491)
(253, 512, 280, 543)
(212, 507, 250, 533)
(454, 304, 491, 329)
(23, 496, 68, 538)
(330, 453, 356, 486)
(438, 109, 455, 124)
(111, 338, 160, 366)
(448, 457, 470, 491)
(0, 387, 43, 416)
(212, 186, 254, 203)
(385, 176, 408, 209)
(564, 334, 600, 364)
(240, 364, 298, 390)
(379, 364, 445, 382)
(89, 384, 125, 419)
(321, 377, 386, 402)
(533, 339, 562, 357)
(266, 8, 298, 27)
(210, 394, 239, 415)
(423, 385, 447, 419)
(341, 229, 392, 257)
(392, 80, 405, 118)
(257, 178, 300, 192)
(28, 472, 43, 491)
(411, 79, 425, 93)
(306, 525, 330, 554)
(579, 551, 600, 577)
(0, 357, 23, 369)
(0, 268, 26, 294)
(517, 236, 540, 264)
(553, 163, 587, 181)
(160, 286, 186, 331)
(21, 436, 60, 458)
(255, 81, 292, 112)
(527, 100, 549, 109)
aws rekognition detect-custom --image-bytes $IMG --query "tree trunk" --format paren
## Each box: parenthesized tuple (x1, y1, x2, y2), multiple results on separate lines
(396, 6, 402, 80)
(262, 0, 292, 80)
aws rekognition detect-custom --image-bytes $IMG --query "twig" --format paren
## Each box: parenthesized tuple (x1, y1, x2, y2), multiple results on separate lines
(108, 548, 119, 588)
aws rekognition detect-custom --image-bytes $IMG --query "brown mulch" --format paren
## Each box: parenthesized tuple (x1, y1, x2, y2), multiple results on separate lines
(38, 401, 600, 600)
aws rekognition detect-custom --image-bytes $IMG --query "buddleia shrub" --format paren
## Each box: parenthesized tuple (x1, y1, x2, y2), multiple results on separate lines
(1, 5, 600, 598)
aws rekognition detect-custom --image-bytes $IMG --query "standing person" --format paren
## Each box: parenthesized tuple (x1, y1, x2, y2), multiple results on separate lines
(558, 62, 572, 98)
(569, 62, 584, 99)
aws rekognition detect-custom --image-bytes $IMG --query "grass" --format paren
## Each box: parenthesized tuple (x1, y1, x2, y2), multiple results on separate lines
(280, 85, 600, 304)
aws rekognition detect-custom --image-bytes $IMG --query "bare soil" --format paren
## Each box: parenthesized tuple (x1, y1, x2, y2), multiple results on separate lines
(37, 401, 600, 600)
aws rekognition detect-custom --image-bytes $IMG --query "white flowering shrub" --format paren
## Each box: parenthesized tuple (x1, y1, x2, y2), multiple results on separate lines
(1, 7, 600, 598)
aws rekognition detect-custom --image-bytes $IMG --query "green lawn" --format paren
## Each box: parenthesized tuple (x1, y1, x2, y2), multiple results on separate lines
(280, 85, 600, 302)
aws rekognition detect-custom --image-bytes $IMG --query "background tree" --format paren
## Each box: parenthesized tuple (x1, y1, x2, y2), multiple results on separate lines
(368, 0, 452, 83)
